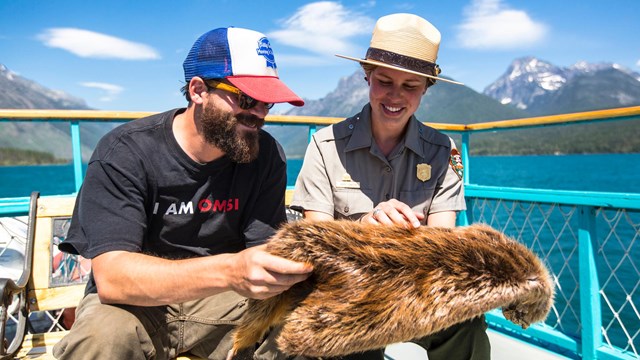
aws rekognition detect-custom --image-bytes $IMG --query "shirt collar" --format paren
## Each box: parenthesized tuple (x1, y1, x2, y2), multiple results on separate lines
(404, 114, 425, 158)
(344, 104, 374, 152)
(344, 104, 425, 158)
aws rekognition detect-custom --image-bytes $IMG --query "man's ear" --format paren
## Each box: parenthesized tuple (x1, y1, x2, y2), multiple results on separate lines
(189, 77, 208, 105)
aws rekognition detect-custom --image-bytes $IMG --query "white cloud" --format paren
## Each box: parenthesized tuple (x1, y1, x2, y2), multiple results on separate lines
(457, 0, 547, 50)
(636, 59, 640, 67)
(80, 82, 123, 102)
(269, 1, 374, 56)
(38, 28, 160, 60)
(393, 2, 415, 11)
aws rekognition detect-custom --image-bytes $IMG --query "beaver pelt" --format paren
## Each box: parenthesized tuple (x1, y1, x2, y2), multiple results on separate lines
(229, 220, 554, 358)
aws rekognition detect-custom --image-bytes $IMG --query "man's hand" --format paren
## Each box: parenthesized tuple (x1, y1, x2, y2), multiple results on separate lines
(93, 247, 312, 306)
(227, 244, 313, 299)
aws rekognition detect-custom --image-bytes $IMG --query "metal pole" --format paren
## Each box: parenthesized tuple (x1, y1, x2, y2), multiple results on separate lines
(579, 205, 602, 359)
(70, 121, 83, 193)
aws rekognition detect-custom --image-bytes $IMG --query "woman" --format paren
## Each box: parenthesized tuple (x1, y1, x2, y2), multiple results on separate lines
(291, 13, 490, 360)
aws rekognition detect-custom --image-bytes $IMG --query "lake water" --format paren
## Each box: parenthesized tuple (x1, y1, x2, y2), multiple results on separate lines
(1, 153, 639, 198)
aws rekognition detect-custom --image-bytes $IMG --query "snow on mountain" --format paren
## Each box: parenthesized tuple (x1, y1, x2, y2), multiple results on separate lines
(484, 57, 640, 112)
(483, 57, 568, 110)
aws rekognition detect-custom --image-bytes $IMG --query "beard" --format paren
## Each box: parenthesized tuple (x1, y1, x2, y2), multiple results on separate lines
(200, 104, 263, 163)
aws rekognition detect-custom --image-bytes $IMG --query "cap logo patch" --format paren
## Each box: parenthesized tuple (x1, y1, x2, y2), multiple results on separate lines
(256, 37, 276, 69)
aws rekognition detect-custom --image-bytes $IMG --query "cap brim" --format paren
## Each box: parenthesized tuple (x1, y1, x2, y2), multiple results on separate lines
(335, 54, 463, 86)
(227, 76, 305, 106)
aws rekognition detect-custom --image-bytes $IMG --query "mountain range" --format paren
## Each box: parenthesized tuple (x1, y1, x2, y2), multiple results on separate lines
(286, 56, 640, 155)
(285, 70, 528, 123)
(484, 57, 640, 115)
(0, 64, 117, 161)
(1, 57, 639, 160)
(477, 57, 640, 155)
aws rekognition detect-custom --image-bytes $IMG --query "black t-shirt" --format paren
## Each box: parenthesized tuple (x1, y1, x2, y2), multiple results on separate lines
(60, 108, 287, 294)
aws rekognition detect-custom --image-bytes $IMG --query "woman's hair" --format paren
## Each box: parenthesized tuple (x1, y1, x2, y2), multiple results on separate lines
(361, 63, 437, 88)
(361, 63, 377, 79)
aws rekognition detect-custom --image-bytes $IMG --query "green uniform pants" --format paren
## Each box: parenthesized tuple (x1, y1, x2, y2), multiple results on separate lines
(339, 316, 490, 360)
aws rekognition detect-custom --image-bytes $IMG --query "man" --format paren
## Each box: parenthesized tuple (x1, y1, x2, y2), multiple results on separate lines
(53, 27, 312, 360)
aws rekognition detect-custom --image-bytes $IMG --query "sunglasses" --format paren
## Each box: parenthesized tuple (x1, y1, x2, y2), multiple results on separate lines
(204, 80, 274, 110)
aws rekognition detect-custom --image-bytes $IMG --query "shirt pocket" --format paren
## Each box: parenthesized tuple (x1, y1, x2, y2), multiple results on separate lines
(333, 188, 374, 219)
(399, 184, 437, 218)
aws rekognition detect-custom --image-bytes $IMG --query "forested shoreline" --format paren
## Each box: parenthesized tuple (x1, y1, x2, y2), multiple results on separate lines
(0, 148, 67, 166)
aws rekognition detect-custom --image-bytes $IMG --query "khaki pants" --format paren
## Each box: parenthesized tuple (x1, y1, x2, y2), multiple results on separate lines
(53, 293, 489, 360)
(52, 292, 283, 360)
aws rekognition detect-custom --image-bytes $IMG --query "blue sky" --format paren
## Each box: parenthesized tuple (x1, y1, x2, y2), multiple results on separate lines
(1, 0, 639, 113)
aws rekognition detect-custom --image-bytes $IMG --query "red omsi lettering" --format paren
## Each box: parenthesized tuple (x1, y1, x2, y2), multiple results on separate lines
(197, 198, 239, 212)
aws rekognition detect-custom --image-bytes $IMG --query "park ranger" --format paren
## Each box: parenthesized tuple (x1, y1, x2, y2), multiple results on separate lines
(290, 13, 490, 360)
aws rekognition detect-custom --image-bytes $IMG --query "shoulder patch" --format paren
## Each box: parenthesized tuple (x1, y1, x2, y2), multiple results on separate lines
(449, 148, 464, 180)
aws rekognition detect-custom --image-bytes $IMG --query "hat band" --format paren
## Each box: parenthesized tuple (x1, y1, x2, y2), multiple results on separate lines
(365, 48, 438, 76)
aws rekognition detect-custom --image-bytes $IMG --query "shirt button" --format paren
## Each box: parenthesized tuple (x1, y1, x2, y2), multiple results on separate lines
(348, 124, 354, 129)
(385, 166, 391, 172)
(344, 206, 349, 213)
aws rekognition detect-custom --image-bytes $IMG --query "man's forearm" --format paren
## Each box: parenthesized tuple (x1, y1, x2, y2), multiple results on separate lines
(92, 251, 236, 306)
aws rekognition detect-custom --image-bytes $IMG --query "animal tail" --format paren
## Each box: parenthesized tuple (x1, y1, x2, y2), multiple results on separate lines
(227, 292, 291, 359)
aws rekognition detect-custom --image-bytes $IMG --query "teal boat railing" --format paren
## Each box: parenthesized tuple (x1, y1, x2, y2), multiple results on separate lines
(1, 106, 639, 359)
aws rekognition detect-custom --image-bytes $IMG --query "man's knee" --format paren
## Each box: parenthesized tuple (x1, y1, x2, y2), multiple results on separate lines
(54, 295, 164, 359)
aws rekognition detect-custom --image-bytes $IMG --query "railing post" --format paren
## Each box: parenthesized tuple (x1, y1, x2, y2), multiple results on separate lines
(307, 124, 317, 143)
(579, 205, 602, 359)
(459, 132, 471, 226)
(461, 132, 470, 186)
(70, 120, 83, 193)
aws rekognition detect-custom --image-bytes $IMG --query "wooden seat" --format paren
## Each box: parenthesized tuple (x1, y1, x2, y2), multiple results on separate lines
(0, 193, 89, 359)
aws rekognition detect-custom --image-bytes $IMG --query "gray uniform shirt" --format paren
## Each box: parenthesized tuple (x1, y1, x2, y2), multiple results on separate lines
(291, 105, 465, 222)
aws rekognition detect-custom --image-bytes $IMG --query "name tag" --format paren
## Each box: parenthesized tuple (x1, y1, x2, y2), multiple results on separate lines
(336, 173, 360, 189)
(336, 181, 361, 189)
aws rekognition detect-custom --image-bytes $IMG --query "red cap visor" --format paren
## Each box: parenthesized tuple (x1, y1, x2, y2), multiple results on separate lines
(227, 76, 304, 107)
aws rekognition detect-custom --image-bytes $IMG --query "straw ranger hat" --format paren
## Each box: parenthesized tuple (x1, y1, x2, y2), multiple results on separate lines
(336, 13, 462, 85)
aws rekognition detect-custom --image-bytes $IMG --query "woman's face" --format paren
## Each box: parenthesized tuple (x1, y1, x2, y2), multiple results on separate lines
(368, 66, 428, 129)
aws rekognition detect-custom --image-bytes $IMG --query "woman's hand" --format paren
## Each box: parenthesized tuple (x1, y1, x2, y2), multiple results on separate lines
(360, 199, 424, 228)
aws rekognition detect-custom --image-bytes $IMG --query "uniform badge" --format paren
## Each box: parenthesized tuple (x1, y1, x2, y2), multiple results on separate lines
(416, 163, 431, 182)
(336, 173, 360, 189)
(450, 149, 464, 180)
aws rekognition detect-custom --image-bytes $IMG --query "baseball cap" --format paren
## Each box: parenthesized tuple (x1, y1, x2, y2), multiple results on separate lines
(183, 27, 304, 106)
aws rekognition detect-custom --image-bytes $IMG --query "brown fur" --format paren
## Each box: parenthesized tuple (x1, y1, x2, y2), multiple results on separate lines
(230, 220, 554, 358)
